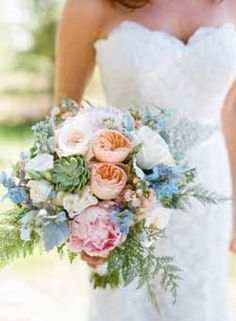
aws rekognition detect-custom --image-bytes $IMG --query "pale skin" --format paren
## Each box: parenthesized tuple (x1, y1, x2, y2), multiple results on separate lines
(55, 0, 236, 267)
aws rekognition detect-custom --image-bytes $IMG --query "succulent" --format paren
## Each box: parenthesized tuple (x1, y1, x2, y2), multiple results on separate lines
(51, 156, 90, 193)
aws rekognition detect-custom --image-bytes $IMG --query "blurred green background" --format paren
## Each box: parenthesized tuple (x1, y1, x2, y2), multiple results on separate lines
(0, 1, 235, 320)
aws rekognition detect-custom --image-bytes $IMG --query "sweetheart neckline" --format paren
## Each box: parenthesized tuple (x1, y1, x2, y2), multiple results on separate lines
(94, 20, 236, 48)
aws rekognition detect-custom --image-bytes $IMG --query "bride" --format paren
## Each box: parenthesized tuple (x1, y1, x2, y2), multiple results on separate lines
(55, 0, 236, 320)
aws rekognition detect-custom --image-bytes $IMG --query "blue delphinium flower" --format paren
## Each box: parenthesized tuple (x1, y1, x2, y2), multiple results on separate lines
(144, 165, 177, 183)
(155, 180, 179, 199)
(7, 186, 26, 204)
(111, 209, 134, 235)
(0, 171, 27, 204)
(144, 165, 180, 199)
(0, 171, 15, 188)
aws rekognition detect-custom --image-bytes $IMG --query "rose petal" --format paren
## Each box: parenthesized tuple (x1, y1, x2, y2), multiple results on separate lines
(90, 163, 128, 200)
(93, 130, 132, 163)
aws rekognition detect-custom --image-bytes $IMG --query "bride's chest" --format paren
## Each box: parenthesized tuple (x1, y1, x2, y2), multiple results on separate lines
(95, 22, 236, 92)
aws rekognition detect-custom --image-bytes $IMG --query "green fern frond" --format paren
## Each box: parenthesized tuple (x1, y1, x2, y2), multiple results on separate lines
(0, 207, 40, 269)
(182, 184, 230, 206)
(91, 222, 181, 311)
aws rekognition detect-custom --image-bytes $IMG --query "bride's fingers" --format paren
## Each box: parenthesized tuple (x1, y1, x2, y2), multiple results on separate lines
(229, 239, 236, 253)
(81, 252, 108, 268)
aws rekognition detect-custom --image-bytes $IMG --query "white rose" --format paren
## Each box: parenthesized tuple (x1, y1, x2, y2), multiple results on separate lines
(63, 187, 98, 218)
(132, 126, 174, 169)
(145, 205, 171, 230)
(55, 115, 93, 157)
(27, 180, 53, 203)
(25, 154, 54, 172)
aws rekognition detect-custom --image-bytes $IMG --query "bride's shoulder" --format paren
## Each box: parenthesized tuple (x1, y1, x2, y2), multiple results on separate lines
(63, 0, 113, 23)
(62, 0, 115, 37)
(228, 0, 236, 22)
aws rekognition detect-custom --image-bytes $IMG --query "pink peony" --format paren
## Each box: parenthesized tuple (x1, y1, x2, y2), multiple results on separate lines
(90, 163, 128, 200)
(92, 130, 132, 163)
(68, 202, 126, 257)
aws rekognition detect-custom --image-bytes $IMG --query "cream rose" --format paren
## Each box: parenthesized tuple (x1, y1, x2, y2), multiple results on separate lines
(54, 114, 93, 157)
(27, 180, 53, 203)
(132, 126, 174, 169)
(63, 187, 98, 218)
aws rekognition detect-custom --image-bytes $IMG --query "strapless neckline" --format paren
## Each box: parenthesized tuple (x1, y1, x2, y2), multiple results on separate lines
(94, 19, 236, 126)
(94, 20, 235, 48)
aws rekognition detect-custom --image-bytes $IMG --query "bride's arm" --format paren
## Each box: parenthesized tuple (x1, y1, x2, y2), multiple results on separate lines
(54, 0, 106, 104)
(222, 81, 236, 253)
(55, 0, 111, 267)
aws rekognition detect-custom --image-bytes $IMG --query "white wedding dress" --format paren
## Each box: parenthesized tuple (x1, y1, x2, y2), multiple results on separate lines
(87, 21, 236, 321)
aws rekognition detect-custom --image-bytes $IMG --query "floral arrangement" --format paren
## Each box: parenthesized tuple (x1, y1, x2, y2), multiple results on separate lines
(0, 99, 225, 309)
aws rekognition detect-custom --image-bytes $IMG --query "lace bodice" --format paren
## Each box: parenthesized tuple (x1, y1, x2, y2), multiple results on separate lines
(95, 21, 236, 125)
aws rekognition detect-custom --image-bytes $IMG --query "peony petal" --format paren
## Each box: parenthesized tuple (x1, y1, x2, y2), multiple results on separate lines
(68, 203, 126, 256)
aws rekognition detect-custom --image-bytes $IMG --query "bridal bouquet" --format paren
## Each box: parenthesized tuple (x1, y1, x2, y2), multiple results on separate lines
(0, 99, 224, 309)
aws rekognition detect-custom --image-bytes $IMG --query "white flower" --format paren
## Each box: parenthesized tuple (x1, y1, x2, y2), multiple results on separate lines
(63, 187, 98, 218)
(145, 205, 171, 230)
(132, 126, 174, 169)
(27, 180, 53, 203)
(54, 114, 93, 157)
(25, 154, 54, 172)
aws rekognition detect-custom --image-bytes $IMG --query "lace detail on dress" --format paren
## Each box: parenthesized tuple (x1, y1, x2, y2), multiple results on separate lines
(95, 21, 236, 125)
(87, 22, 236, 321)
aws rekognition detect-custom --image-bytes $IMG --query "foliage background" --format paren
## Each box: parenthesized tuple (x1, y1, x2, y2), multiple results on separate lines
(0, 1, 235, 320)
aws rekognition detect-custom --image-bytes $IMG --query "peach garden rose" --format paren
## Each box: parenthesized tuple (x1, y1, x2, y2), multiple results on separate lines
(90, 163, 128, 200)
(92, 130, 132, 163)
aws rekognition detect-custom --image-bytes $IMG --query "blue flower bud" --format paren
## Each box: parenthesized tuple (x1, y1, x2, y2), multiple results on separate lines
(8, 186, 26, 204)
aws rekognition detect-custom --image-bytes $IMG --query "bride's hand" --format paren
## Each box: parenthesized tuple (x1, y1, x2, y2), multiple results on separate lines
(81, 251, 108, 268)
(230, 229, 236, 254)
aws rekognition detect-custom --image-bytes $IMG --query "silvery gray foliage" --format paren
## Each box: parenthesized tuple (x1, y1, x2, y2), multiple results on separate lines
(42, 211, 69, 252)
(31, 117, 55, 154)
(20, 210, 38, 241)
